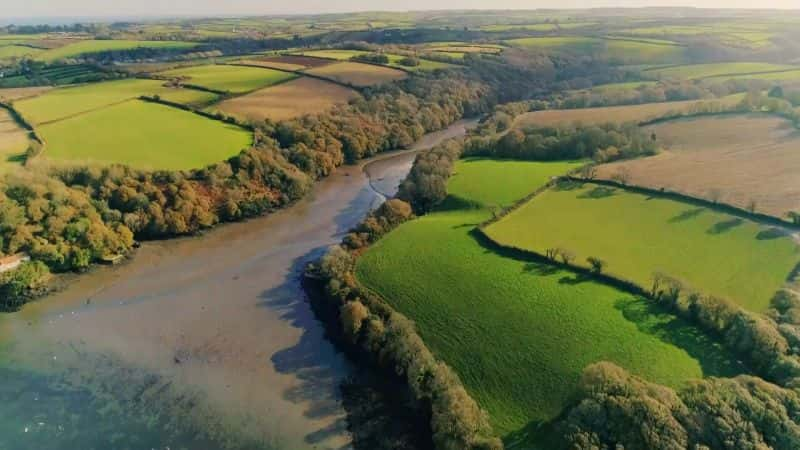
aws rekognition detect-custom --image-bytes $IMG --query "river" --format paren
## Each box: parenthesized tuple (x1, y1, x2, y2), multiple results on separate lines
(0, 118, 477, 450)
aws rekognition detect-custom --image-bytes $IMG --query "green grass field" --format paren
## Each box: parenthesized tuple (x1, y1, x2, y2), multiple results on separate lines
(297, 49, 454, 71)
(706, 69, 800, 82)
(0, 45, 43, 60)
(38, 100, 251, 170)
(15, 79, 177, 124)
(506, 37, 686, 64)
(485, 182, 799, 312)
(158, 65, 296, 93)
(37, 40, 196, 62)
(357, 158, 744, 447)
(644, 62, 798, 79)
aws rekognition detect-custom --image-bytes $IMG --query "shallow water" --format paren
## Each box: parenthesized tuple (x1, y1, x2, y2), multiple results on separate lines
(0, 118, 476, 450)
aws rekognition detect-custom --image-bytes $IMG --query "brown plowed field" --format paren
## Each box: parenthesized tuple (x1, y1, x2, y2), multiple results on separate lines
(597, 114, 800, 218)
(215, 77, 359, 121)
(304, 61, 407, 87)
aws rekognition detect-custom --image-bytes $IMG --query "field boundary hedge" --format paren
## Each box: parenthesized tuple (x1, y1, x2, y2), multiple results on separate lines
(573, 176, 800, 228)
(138, 95, 255, 132)
(479, 178, 800, 386)
(0, 100, 45, 162)
(224, 62, 363, 91)
(306, 200, 503, 450)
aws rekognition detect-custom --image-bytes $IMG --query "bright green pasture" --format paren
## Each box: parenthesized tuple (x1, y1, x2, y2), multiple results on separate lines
(357, 159, 743, 447)
(14, 79, 173, 124)
(159, 65, 296, 94)
(645, 62, 798, 80)
(486, 182, 800, 312)
(38, 100, 251, 170)
(298, 49, 370, 60)
(37, 40, 196, 62)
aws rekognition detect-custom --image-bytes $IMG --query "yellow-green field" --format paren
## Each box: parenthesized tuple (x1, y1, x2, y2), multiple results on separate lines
(296, 49, 454, 71)
(0, 108, 29, 172)
(485, 182, 799, 312)
(506, 37, 687, 64)
(37, 40, 197, 62)
(644, 62, 798, 80)
(38, 100, 251, 170)
(0, 45, 44, 60)
(304, 61, 407, 87)
(158, 65, 297, 94)
(357, 158, 744, 447)
(14, 79, 199, 124)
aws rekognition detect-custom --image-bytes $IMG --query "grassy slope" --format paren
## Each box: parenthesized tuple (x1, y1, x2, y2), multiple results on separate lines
(646, 62, 798, 79)
(357, 158, 743, 446)
(486, 183, 799, 312)
(15, 79, 172, 124)
(0, 109, 29, 172)
(159, 65, 297, 93)
(507, 37, 685, 64)
(38, 100, 251, 171)
(37, 40, 196, 62)
(0, 45, 43, 60)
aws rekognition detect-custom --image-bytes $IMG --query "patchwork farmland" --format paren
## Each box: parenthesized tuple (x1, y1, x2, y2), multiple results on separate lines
(357, 159, 744, 446)
(304, 61, 407, 87)
(158, 64, 297, 93)
(484, 181, 799, 312)
(215, 76, 359, 121)
(597, 114, 800, 218)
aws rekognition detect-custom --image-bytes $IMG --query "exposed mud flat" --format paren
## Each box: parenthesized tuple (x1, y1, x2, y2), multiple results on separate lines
(0, 118, 476, 450)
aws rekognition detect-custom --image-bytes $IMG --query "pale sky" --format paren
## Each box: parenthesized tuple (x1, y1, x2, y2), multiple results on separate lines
(3, 0, 800, 19)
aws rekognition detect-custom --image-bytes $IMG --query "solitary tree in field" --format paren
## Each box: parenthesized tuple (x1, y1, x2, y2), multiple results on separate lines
(587, 257, 606, 274)
(580, 164, 597, 180)
(559, 249, 576, 265)
(787, 211, 800, 225)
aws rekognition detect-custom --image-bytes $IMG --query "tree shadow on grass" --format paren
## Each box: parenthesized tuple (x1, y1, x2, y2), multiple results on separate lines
(668, 207, 705, 223)
(523, 262, 559, 276)
(614, 297, 747, 378)
(553, 179, 584, 191)
(577, 186, 616, 200)
(503, 420, 558, 450)
(707, 218, 744, 235)
(558, 273, 592, 285)
(757, 227, 789, 240)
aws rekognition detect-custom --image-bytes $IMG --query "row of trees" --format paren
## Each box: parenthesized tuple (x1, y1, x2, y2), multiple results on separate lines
(558, 78, 772, 110)
(557, 361, 800, 450)
(309, 199, 501, 450)
(464, 122, 658, 162)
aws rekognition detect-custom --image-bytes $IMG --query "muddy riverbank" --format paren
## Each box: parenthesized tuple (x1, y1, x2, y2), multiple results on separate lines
(0, 118, 477, 450)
